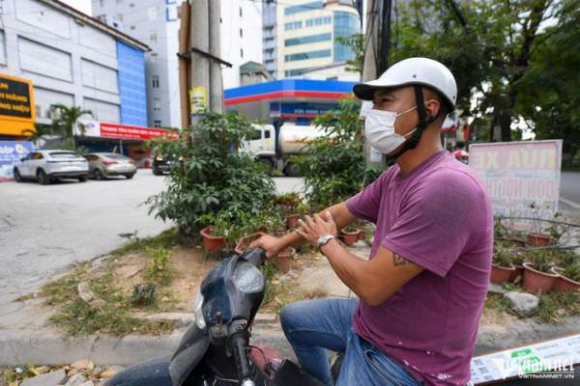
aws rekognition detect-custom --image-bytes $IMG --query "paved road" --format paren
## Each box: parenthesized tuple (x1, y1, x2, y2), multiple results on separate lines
(560, 171, 580, 212)
(0, 172, 171, 307)
(0, 174, 304, 307)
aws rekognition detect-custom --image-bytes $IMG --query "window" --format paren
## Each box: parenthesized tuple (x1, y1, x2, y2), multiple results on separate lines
(151, 76, 160, 88)
(32, 152, 44, 160)
(240, 48, 244, 58)
(96, 14, 107, 23)
(284, 21, 302, 31)
(239, 7, 243, 17)
(285, 1, 323, 15)
(334, 11, 360, 62)
(285, 68, 312, 77)
(306, 16, 332, 27)
(130, 25, 136, 30)
(99, 0, 104, 7)
(150, 32, 157, 43)
(153, 98, 161, 111)
(250, 130, 261, 140)
(285, 33, 332, 47)
(154, 120, 162, 128)
(285, 49, 331, 62)
(129, 3, 135, 8)
(240, 28, 243, 37)
(116, 0, 123, 4)
(265, 130, 271, 139)
(117, 14, 123, 22)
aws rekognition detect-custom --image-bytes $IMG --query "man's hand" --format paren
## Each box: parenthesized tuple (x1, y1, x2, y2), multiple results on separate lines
(296, 211, 338, 247)
(249, 234, 284, 259)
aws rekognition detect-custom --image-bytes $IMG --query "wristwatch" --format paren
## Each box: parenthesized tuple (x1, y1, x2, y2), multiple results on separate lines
(317, 234, 336, 250)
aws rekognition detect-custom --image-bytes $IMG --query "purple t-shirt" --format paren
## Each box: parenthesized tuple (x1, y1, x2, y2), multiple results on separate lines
(345, 150, 493, 386)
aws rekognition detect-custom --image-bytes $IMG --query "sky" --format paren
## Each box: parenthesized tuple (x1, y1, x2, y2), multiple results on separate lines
(60, 0, 92, 16)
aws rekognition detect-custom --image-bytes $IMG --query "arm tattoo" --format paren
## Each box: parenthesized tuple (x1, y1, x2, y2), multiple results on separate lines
(393, 253, 409, 267)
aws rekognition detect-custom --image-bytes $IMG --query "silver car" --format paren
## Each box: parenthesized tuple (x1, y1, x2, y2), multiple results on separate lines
(85, 153, 137, 180)
(13, 150, 89, 185)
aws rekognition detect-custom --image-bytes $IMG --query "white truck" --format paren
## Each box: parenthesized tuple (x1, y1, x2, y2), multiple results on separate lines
(241, 123, 326, 176)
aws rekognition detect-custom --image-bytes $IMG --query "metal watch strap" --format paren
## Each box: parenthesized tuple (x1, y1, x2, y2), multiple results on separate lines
(317, 234, 336, 250)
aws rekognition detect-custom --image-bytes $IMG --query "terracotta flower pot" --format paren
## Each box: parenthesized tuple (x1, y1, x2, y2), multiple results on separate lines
(234, 232, 266, 255)
(341, 229, 361, 246)
(511, 264, 524, 282)
(357, 231, 366, 241)
(550, 267, 580, 293)
(490, 264, 516, 285)
(200, 226, 227, 254)
(272, 247, 295, 274)
(286, 214, 300, 229)
(526, 233, 551, 247)
(522, 262, 558, 294)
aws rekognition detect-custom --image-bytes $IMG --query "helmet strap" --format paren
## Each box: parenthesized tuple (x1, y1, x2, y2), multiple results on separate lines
(391, 85, 436, 160)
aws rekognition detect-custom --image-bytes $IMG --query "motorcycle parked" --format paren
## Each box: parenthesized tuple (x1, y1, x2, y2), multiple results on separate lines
(105, 248, 324, 386)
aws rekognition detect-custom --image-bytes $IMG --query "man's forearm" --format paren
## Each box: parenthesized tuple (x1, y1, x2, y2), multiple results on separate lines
(278, 203, 355, 250)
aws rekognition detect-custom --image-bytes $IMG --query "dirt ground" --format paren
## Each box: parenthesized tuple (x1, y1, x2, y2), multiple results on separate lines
(113, 246, 216, 312)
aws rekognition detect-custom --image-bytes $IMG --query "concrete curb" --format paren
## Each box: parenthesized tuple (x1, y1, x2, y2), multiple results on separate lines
(2, 315, 580, 367)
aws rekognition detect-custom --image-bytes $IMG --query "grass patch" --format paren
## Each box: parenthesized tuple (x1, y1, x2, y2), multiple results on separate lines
(536, 292, 580, 324)
(41, 237, 180, 336)
(110, 228, 182, 258)
(485, 293, 512, 313)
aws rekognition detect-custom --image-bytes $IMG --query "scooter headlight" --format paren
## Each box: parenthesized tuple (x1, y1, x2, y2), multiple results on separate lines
(193, 289, 206, 330)
(232, 261, 264, 293)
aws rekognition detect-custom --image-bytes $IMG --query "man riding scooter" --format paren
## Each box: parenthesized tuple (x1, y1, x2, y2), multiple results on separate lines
(250, 57, 493, 386)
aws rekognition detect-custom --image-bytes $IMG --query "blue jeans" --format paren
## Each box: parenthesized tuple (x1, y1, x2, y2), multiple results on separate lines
(280, 298, 422, 386)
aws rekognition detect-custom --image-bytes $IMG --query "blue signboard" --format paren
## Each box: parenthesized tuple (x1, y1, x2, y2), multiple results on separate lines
(0, 141, 34, 180)
(270, 102, 338, 118)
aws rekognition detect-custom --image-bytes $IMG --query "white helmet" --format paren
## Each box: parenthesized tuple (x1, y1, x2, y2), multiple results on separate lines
(353, 57, 457, 109)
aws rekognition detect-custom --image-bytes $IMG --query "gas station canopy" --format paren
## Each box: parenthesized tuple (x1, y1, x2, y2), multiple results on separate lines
(224, 79, 357, 123)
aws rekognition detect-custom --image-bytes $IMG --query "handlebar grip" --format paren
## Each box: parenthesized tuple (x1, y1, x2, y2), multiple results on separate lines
(232, 334, 253, 385)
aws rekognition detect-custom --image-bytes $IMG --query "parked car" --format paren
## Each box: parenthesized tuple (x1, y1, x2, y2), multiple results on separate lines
(84, 153, 137, 180)
(13, 150, 89, 185)
(152, 153, 183, 175)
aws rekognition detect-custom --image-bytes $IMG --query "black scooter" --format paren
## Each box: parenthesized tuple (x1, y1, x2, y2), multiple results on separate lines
(105, 248, 325, 386)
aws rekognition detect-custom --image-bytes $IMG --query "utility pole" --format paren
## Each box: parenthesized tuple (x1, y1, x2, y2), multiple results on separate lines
(361, 0, 383, 168)
(208, 0, 223, 114)
(378, 0, 392, 74)
(190, 0, 210, 126)
(178, 0, 230, 128)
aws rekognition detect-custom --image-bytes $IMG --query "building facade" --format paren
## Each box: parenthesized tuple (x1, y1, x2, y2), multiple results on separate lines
(276, 0, 360, 79)
(0, 0, 149, 138)
(262, 1, 277, 78)
(93, 0, 263, 129)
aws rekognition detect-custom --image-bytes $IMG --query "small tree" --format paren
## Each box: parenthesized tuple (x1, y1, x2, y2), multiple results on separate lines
(49, 104, 93, 149)
(146, 112, 276, 235)
(296, 98, 383, 210)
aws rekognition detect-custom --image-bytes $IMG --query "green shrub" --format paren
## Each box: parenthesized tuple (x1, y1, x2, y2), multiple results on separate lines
(296, 98, 386, 210)
(146, 112, 276, 234)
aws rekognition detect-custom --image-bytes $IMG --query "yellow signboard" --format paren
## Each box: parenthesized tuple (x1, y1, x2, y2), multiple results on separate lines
(189, 86, 207, 115)
(0, 74, 36, 137)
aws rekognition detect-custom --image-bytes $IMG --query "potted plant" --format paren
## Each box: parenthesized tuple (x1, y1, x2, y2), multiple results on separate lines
(274, 193, 303, 229)
(551, 263, 580, 293)
(341, 223, 362, 246)
(273, 247, 295, 274)
(490, 247, 515, 285)
(522, 250, 558, 294)
(510, 251, 526, 282)
(199, 212, 233, 254)
(525, 203, 552, 247)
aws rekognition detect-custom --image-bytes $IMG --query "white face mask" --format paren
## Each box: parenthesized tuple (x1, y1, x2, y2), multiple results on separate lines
(365, 106, 417, 155)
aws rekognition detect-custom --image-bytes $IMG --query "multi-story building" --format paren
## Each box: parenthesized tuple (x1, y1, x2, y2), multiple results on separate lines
(92, 0, 263, 129)
(276, 0, 360, 78)
(0, 0, 149, 136)
(262, 1, 277, 78)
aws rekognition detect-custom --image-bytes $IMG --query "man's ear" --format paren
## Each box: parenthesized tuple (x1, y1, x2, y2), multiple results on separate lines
(425, 98, 441, 120)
